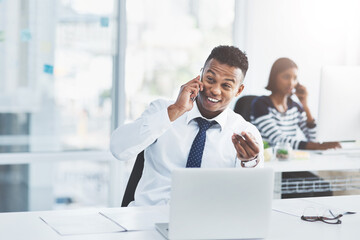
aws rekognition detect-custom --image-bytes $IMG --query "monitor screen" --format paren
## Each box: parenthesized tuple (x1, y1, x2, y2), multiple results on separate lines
(317, 66, 360, 142)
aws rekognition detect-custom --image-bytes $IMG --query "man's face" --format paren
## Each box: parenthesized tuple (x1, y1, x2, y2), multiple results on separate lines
(196, 58, 245, 119)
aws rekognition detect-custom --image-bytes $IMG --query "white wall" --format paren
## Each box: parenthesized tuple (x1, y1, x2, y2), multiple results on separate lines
(238, 0, 360, 117)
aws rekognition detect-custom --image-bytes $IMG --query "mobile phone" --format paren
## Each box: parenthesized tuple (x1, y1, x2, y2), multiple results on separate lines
(191, 70, 204, 101)
(295, 83, 305, 94)
(234, 132, 246, 141)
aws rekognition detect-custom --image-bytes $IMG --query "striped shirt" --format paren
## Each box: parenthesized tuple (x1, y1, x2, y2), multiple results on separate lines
(250, 96, 316, 149)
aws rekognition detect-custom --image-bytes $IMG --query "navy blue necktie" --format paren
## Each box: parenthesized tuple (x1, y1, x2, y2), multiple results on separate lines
(186, 118, 216, 168)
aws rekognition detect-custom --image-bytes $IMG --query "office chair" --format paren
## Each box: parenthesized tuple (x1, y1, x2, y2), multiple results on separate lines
(233, 95, 258, 121)
(121, 150, 145, 207)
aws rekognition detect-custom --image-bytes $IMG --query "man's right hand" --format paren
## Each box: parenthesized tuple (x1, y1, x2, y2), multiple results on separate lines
(168, 76, 203, 122)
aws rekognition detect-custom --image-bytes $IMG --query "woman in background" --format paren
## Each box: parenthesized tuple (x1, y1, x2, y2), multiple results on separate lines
(251, 57, 340, 150)
(250, 57, 341, 198)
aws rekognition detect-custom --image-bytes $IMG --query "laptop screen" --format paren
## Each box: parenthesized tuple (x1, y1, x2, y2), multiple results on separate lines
(166, 168, 274, 240)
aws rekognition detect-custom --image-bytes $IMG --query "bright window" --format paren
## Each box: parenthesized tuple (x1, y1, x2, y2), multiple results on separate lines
(125, 0, 235, 121)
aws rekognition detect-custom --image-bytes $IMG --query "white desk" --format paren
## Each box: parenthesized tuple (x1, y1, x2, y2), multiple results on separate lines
(0, 195, 359, 240)
(264, 152, 360, 198)
(265, 151, 360, 172)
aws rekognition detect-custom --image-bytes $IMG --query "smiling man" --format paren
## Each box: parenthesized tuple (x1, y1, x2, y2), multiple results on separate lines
(110, 45, 264, 206)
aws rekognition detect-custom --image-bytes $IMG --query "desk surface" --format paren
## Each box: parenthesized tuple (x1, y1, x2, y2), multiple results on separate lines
(0, 195, 359, 240)
(265, 151, 360, 172)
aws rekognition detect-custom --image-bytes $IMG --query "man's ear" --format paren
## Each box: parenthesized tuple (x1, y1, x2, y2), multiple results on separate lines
(235, 84, 245, 97)
(200, 67, 205, 82)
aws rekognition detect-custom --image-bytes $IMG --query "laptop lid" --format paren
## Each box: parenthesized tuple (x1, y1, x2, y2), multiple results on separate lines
(168, 168, 274, 240)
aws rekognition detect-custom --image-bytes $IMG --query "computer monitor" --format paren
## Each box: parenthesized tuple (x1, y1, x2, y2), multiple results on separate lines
(317, 66, 360, 142)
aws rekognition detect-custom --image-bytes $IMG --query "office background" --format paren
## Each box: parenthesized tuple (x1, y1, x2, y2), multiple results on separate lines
(0, 0, 359, 212)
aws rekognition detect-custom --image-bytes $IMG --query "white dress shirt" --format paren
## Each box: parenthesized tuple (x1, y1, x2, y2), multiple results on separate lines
(110, 99, 264, 206)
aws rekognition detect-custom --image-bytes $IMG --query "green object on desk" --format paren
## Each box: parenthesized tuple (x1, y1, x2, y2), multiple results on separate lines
(263, 141, 270, 149)
(276, 148, 289, 160)
(277, 149, 288, 155)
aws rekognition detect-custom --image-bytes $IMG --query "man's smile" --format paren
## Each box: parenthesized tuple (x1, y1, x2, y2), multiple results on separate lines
(207, 97, 220, 103)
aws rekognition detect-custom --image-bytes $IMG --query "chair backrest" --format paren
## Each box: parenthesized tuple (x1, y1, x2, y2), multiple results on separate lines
(233, 95, 257, 121)
(121, 151, 145, 207)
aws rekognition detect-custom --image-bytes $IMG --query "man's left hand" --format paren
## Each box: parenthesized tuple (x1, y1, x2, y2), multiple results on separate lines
(232, 132, 260, 162)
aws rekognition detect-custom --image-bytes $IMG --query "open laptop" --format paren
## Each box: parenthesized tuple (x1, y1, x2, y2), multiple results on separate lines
(156, 168, 274, 240)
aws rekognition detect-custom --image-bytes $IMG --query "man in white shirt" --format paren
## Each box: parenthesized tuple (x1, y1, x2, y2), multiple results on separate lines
(111, 45, 264, 206)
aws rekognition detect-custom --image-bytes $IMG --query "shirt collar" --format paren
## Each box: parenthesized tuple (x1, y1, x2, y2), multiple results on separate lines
(186, 101, 228, 131)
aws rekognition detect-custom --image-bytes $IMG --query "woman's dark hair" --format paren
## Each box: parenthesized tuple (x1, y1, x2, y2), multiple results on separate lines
(266, 58, 298, 92)
(204, 45, 249, 77)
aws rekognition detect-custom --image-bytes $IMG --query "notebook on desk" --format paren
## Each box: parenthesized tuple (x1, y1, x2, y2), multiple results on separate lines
(155, 168, 274, 240)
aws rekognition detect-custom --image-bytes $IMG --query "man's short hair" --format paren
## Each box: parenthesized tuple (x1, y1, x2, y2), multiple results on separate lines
(266, 57, 298, 92)
(204, 45, 249, 78)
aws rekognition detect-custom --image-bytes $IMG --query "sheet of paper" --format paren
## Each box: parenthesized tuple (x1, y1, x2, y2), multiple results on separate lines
(100, 206, 169, 231)
(301, 198, 350, 214)
(40, 212, 125, 236)
(272, 199, 308, 217)
(272, 198, 347, 217)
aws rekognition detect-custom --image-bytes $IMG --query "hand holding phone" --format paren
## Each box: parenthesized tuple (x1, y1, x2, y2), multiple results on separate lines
(295, 83, 305, 94)
(294, 83, 308, 104)
(168, 76, 203, 121)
